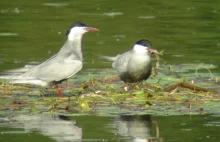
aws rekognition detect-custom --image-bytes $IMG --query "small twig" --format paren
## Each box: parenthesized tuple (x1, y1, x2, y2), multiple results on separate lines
(195, 65, 214, 79)
(153, 121, 160, 138)
(164, 82, 209, 92)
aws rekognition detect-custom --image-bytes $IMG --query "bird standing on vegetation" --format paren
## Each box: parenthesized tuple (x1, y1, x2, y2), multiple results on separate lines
(100, 39, 153, 84)
(1, 22, 99, 98)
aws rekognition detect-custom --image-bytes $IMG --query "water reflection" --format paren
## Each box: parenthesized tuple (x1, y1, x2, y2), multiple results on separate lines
(113, 115, 163, 142)
(1, 115, 82, 142)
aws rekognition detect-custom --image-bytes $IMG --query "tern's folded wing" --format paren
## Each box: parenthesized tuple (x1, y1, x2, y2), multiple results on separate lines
(113, 51, 132, 72)
(19, 58, 82, 82)
(36, 60, 82, 82)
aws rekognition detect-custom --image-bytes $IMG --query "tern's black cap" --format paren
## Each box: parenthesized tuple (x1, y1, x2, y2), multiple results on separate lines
(66, 22, 87, 36)
(135, 39, 152, 47)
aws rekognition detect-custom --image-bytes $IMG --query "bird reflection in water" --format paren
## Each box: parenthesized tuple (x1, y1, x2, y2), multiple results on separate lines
(113, 115, 163, 142)
(1, 114, 82, 142)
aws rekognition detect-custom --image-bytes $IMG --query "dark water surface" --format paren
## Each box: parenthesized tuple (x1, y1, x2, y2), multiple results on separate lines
(0, 0, 220, 71)
(0, 0, 220, 142)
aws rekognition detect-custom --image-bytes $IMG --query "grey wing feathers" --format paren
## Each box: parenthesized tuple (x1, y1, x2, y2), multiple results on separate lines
(36, 60, 82, 81)
(22, 54, 58, 76)
(97, 54, 117, 62)
(18, 54, 82, 82)
(4, 65, 36, 74)
(112, 50, 132, 71)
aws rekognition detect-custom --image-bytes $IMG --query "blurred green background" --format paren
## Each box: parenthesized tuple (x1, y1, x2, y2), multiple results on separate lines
(0, 0, 219, 72)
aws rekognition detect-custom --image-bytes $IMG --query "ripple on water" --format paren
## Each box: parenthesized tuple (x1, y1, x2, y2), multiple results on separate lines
(103, 12, 124, 17)
(78, 12, 100, 16)
(181, 129, 192, 131)
(171, 54, 185, 57)
(204, 122, 220, 127)
(0, 33, 18, 36)
(1, 8, 23, 14)
(78, 12, 124, 17)
(42, 3, 69, 7)
(138, 16, 156, 19)
(113, 35, 126, 38)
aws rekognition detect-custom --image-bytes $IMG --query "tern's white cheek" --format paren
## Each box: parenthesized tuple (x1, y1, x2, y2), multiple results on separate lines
(133, 44, 148, 54)
(68, 27, 87, 40)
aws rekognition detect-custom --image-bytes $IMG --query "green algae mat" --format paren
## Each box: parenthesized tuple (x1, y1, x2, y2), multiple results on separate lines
(0, 63, 219, 116)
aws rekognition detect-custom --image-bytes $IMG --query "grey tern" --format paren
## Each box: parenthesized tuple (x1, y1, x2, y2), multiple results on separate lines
(1, 22, 99, 98)
(101, 39, 152, 83)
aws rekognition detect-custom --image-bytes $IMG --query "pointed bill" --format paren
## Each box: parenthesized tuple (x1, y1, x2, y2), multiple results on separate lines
(84, 27, 99, 32)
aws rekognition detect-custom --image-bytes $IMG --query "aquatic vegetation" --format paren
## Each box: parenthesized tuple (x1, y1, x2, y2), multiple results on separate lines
(0, 63, 219, 116)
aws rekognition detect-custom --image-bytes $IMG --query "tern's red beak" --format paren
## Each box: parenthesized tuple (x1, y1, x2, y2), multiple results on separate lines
(85, 27, 99, 32)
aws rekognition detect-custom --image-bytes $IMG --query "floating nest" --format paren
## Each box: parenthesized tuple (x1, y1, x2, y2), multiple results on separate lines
(0, 62, 219, 116)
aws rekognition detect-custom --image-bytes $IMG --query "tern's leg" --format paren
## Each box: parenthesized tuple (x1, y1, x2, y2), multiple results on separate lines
(56, 85, 64, 98)
(123, 83, 130, 92)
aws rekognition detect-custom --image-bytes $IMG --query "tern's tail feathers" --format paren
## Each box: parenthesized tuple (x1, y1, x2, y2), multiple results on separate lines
(0, 75, 16, 80)
(97, 54, 118, 62)
(0, 74, 47, 87)
(4, 65, 36, 74)
(11, 79, 48, 87)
